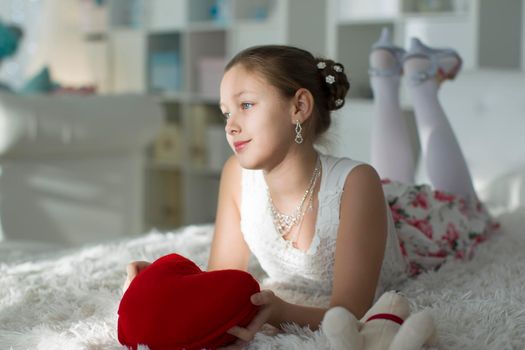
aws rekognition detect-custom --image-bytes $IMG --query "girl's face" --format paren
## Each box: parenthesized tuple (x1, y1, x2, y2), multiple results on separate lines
(219, 64, 295, 170)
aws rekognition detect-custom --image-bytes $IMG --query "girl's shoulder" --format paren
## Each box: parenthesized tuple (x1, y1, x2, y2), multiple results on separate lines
(222, 155, 243, 185)
(319, 153, 370, 189)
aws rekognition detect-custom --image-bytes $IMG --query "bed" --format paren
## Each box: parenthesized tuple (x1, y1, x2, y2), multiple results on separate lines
(1, 70, 525, 349)
(0, 211, 524, 349)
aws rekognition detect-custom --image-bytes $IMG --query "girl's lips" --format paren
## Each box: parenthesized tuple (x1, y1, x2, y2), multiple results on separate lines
(233, 140, 251, 152)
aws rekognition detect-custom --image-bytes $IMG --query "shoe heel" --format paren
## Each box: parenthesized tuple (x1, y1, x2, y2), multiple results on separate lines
(437, 57, 462, 81)
(369, 27, 405, 77)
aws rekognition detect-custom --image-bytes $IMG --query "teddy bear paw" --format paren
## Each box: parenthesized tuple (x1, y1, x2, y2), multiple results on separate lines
(322, 306, 363, 350)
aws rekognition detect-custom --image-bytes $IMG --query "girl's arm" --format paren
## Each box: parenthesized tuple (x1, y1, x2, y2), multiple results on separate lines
(207, 155, 251, 272)
(329, 163, 387, 319)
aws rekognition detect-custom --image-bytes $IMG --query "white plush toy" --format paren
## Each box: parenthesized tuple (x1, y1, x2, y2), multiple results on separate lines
(322, 291, 437, 350)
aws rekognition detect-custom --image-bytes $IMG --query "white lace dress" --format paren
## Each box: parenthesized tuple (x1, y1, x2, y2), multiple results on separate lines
(240, 153, 408, 304)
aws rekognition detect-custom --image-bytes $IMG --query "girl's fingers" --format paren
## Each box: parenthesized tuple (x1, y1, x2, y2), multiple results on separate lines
(123, 261, 151, 292)
(227, 290, 277, 344)
(228, 307, 270, 342)
(245, 308, 271, 333)
(227, 326, 253, 342)
(251, 289, 274, 305)
(126, 261, 151, 277)
(126, 263, 138, 277)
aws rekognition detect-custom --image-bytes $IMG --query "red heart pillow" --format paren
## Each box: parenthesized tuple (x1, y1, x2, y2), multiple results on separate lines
(118, 253, 260, 350)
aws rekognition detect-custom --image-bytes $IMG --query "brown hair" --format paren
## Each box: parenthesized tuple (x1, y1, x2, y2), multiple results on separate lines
(224, 45, 350, 138)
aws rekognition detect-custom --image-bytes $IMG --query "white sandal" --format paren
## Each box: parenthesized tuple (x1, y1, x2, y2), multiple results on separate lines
(403, 37, 463, 85)
(368, 27, 406, 77)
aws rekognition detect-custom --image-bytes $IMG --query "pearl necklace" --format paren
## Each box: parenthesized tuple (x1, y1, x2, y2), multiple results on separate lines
(267, 157, 321, 241)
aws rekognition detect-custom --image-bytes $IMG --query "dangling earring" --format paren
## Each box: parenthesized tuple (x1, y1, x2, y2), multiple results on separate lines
(295, 120, 304, 144)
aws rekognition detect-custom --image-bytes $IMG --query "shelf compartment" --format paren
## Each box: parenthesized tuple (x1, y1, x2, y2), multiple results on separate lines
(197, 57, 227, 100)
(147, 32, 183, 93)
(109, 0, 145, 29)
(336, 0, 401, 22)
(147, 0, 187, 31)
(234, 0, 274, 21)
(186, 104, 229, 172)
(149, 102, 185, 169)
(187, 30, 227, 96)
(401, 0, 464, 14)
(229, 20, 286, 55)
(144, 169, 184, 230)
(336, 23, 396, 99)
(189, 0, 232, 24)
(110, 29, 146, 93)
(182, 171, 220, 224)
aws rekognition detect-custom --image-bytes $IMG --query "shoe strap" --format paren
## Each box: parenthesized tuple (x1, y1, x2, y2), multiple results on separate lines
(368, 64, 402, 77)
(405, 48, 460, 85)
(368, 46, 405, 77)
(406, 54, 438, 85)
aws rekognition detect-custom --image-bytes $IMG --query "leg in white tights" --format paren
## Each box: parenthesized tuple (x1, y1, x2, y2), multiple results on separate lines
(369, 49, 417, 184)
(403, 57, 477, 200)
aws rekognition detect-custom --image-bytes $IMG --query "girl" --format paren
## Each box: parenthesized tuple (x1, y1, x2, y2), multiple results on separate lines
(125, 30, 498, 348)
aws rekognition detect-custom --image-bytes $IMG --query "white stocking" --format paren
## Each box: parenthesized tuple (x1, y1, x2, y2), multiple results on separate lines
(404, 58, 477, 200)
(370, 50, 416, 184)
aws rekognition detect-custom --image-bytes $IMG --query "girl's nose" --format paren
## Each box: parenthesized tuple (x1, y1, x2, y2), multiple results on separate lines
(225, 116, 240, 135)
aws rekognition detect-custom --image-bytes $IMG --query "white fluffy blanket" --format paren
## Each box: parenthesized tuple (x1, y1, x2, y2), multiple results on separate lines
(1, 211, 525, 349)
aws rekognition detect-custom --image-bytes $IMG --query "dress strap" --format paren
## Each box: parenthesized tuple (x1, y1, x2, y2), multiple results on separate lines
(320, 154, 365, 192)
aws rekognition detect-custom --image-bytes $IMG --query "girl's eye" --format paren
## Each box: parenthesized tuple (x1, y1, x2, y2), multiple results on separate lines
(241, 102, 253, 110)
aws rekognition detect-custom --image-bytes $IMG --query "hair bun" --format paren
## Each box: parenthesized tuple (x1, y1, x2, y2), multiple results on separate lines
(315, 59, 351, 111)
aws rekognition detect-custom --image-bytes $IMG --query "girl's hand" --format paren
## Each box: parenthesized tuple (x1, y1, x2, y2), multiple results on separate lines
(122, 260, 151, 292)
(218, 290, 284, 349)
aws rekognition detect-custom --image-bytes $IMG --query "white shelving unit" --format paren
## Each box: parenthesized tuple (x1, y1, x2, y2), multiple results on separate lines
(84, 0, 523, 232)
(91, 0, 328, 230)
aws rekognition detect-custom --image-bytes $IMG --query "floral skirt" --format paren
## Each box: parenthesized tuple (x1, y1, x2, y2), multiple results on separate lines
(381, 179, 501, 277)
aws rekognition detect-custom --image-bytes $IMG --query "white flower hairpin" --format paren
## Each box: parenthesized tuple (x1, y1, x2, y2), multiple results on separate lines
(335, 98, 344, 107)
(333, 65, 343, 72)
(325, 75, 335, 84)
(317, 61, 327, 69)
